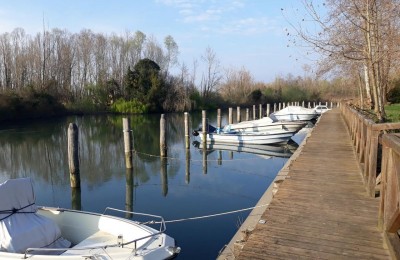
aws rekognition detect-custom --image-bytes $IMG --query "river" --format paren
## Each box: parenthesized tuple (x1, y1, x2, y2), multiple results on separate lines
(0, 111, 306, 259)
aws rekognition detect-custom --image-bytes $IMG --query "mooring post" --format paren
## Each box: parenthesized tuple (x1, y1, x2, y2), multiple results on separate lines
(228, 107, 233, 124)
(160, 114, 167, 157)
(237, 106, 241, 123)
(246, 108, 249, 121)
(278, 102, 281, 111)
(202, 110, 207, 143)
(266, 104, 270, 116)
(253, 105, 256, 120)
(259, 104, 263, 118)
(217, 108, 222, 131)
(274, 103, 277, 112)
(71, 187, 81, 211)
(123, 118, 133, 169)
(68, 123, 80, 188)
(184, 112, 190, 149)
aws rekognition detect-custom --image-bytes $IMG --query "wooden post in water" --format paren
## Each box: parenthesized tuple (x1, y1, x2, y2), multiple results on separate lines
(253, 105, 256, 120)
(68, 123, 80, 188)
(237, 106, 241, 123)
(202, 110, 207, 144)
(184, 112, 190, 149)
(123, 118, 133, 168)
(217, 108, 222, 131)
(246, 108, 249, 121)
(266, 104, 270, 116)
(278, 103, 281, 111)
(160, 114, 167, 157)
(308, 102, 311, 108)
(71, 187, 81, 211)
(228, 107, 233, 124)
(302, 101, 305, 107)
(274, 103, 277, 112)
(259, 104, 263, 118)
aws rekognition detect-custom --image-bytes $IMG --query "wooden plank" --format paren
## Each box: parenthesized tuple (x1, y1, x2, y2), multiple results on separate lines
(235, 109, 391, 260)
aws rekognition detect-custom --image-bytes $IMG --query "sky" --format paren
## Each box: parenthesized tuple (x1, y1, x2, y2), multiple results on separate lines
(0, 0, 317, 83)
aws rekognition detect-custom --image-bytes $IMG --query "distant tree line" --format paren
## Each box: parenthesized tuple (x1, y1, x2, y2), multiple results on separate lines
(0, 26, 376, 122)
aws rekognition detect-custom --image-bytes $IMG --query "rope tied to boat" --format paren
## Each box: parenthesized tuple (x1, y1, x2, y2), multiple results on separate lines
(0, 202, 36, 221)
(146, 203, 269, 224)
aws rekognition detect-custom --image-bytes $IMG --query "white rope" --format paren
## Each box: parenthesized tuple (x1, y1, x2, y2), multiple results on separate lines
(161, 203, 269, 223)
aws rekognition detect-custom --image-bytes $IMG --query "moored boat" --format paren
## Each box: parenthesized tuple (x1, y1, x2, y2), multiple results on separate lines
(222, 117, 307, 133)
(0, 178, 180, 259)
(270, 106, 318, 121)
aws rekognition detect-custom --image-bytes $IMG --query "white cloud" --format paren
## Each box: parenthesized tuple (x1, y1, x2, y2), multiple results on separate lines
(155, 0, 278, 36)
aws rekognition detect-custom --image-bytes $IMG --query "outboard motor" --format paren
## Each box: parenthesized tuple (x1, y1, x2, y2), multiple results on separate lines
(192, 124, 217, 136)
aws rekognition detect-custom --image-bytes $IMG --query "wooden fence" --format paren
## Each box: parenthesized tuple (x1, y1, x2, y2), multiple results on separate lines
(378, 133, 400, 259)
(340, 104, 400, 259)
(340, 104, 400, 197)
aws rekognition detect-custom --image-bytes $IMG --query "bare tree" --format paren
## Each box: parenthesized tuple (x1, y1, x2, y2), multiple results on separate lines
(200, 46, 222, 98)
(287, 0, 400, 121)
(220, 66, 255, 104)
(163, 35, 179, 75)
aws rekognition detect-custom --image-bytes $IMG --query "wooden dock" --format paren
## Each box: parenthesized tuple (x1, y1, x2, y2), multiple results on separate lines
(233, 109, 391, 259)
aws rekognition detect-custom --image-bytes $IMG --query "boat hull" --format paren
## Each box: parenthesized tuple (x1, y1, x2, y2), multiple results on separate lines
(200, 131, 294, 145)
(225, 119, 306, 133)
(198, 142, 296, 158)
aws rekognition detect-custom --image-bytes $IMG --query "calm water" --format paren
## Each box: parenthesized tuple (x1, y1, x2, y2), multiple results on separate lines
(0, 111, 304, 259)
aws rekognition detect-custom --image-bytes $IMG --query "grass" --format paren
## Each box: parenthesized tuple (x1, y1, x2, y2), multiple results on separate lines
(385, 103, 400, 122)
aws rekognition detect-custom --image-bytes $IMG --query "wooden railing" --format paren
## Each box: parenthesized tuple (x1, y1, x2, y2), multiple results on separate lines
(378, 134, 400, 259)
(340, 104, 400, 197)
(340, 104, 400, 258)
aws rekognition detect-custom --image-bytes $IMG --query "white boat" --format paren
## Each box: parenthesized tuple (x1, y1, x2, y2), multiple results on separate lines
(270, 106, 318, 121)
(0, 178, 180, 259)
(194, 141, 297, 158)
(313, 105, 331, 115)
(198, 129, 295, 145)
(221, 117, 306, 133)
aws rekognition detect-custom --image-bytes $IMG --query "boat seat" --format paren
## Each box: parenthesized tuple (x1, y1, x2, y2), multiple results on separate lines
(0, 178, 71, 254)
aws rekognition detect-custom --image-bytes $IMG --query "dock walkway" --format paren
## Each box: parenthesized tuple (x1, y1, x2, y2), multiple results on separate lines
(234, 109, 390, 259)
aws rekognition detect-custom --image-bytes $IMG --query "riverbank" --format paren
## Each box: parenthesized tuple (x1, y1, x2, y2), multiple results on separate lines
(217, 120, 316, 259)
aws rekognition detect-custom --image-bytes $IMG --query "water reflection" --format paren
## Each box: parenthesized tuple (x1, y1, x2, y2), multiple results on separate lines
(0, 112, 295, 260)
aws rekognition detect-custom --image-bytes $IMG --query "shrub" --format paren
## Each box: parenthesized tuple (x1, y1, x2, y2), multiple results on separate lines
(110, 99, 149, 114)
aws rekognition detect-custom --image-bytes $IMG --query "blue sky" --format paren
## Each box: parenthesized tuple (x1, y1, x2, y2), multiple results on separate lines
(0, 0, 316, 83)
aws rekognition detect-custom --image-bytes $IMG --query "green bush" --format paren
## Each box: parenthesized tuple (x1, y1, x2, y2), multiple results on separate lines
(110, 99, 149, 114)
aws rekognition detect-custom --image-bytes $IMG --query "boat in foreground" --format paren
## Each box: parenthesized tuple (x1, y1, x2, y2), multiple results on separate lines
(221, 116, 307, 133)
(0, 178, 180, 260)
(270, 106, 318, 121)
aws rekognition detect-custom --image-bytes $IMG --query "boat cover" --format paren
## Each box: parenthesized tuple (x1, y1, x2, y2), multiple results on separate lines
(273, 106, 315, 115)
(0, 178, 70, 253)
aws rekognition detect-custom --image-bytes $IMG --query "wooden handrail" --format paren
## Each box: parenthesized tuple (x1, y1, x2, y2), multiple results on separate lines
(378, 134, 400, 259)
(340, 103, 400, 197)
(340, 104, 400, 258)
